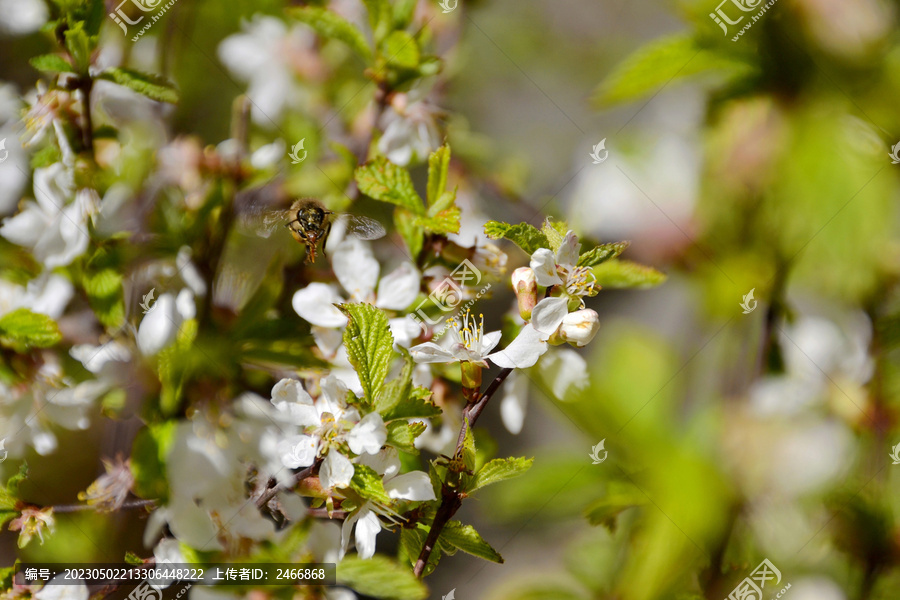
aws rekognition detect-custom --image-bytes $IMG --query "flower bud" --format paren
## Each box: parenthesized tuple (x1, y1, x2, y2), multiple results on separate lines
(512, 267, 537, 320)
(559, 309, 600, 347)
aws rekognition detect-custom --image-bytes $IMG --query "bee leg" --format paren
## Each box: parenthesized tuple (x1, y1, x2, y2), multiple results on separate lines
(320, 222, 333, 259)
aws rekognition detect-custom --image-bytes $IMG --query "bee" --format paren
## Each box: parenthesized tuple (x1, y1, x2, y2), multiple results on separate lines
(250, 198, 386, 263)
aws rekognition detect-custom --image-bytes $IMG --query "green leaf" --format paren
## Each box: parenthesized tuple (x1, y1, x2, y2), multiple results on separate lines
(289, 7, 372, 61)
(577, 241, 630, 267)
(350, 464, 392, 505)
(356, 158, 424, 215)
(484, 221, 550, 255)
(583, 480, 648, 531)
(595, 34, 755, 106)
(0, 462, 28, 511)
(131, 422, 177, 502)
(386, 421, 426, 454)
(413, 207, 461, 235)
(440, 521, 504, 563)
(426, 145, 451, 207)
(97, 68, 179, 103)
(382, 30, 420, 69)
(395, 208, 424, 258)
(399, 526, 442, 576)
(29, 54, 74, 73)
(378, 386, 441, 422)
(0, 309, 62, 352)
(361, 0, 391, 42)
(339, 304, 395, 403)
(83, 268, 125, 329)
(541, 218, 570, 252)
(469, 457, 534, 493)
(63, 21, 92, 74)
(592, 259, 666, 289)
(392, 0, 418, 30)
(462, 419, 476, 472)
(337, 555, 427, 600)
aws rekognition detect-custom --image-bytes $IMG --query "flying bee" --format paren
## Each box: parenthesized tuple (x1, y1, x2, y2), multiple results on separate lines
(248, 198, 386, 263)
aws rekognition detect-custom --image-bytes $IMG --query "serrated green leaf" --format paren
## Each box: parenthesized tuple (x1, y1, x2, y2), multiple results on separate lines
(462, 419, 476, 472)
(378, 386, 441, 422)
(289, 6, 372, 61)
(426, 145, 451, 206)
(337, 555, 427, 600)
(386, 421, 426, 454)
(131, 422, 176, 502)
(29, 54, 74, 73)
(595, 34, 755, 106)
(382, 30, 420, 69)
(339, 304, 395, 403)
(413, 207, 461, 235)
(0, 309, 62, 351)
(469, 457, 534, 492)
(0, 463, 28, 511)
(356, 158, 424, 215)
(592, 259, 666, 289)
(399, 526, 441, 576)
(64, 21, 92, 74)
(83, 268, 125, 329)
(392, 0, 418, 29)
(440, 521, 504, 563)
(350, 464, 392, 505)
(96, 68, 179, 103)
(583, 480, 647, 531)
(577, 241, 630, 267)
(395, 208, 424, 258)
(542, 219, 569, 252)
(484, 221, 550, 255)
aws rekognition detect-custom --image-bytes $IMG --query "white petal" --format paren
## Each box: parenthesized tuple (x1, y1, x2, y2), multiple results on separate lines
(379, 118, 415, 167)
(340, 508, 359, 560)
(385, 471, 436, 501)
(34, 577, 88, 600)
(389, 317, 421, 348)
(357, 447, 401, 477)
(529, 248, 562, 287)
(136, 293, 180, 355)
(320, 451, 354, 489)
(271, 378, 314, 405)
(27, 274, 73, 318)
(540, 349, 589, 401)
(347, 412, 387, 455)
(500, 371, 529, 434)
(556, 230, 581, 267)
(409, 342, 457, 364)
(332, 239, 379, 302)
(319, 375, 352, 416)
(480, 330, 502, 354)
(278, 435, 318, 469)
(0, 202, 47, 247)
(375, 263, 421, 311)
(175, 288, 196, 320)
(531, 297, 569, 338)
(292, 283, 347, 327)
(488, 324, 548, 369)
(354, 507, 382, 559)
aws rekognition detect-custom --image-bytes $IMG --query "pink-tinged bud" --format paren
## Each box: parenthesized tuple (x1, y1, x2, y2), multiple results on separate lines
(559, 309, 600, 347)
(512, 267, 537, 320)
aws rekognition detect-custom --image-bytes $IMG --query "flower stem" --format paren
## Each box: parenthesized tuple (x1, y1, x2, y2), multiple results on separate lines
(51, 498, 156, 513)
(414, 367, 513, 577)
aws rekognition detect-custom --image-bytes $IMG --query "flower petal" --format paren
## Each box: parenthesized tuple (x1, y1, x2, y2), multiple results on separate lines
(540, 349, 589, 401)
(347, 412, 387, 456)
(389, 317, 422, 348)
(354, 506, 382, 559)
(530, 248, 562, 287)
(385, 471, 436, 501)
(409, 342, 457, 364)
(136, 293, 180, 355)
(357, 447, 401, 477)
(531, 297, 569, 338)
(376, 263, 421, 311)
(500, 371, 529, 434)
(292, 283, 347, 327)
(487, 324, 548, 369)
(556, 230, 581, 267)
(320, 450, 354, 489)
(481, 330, 502, 354)
(278, 434, 318, 469)
(332, 239, 379, 302)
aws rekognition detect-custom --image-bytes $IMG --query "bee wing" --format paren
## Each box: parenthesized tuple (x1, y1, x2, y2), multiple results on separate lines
(337, 214, 386, 241)
(237, 205, 292, 238)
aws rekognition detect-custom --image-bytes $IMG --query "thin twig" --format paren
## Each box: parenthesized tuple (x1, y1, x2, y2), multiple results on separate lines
(256, 463, 318, 508)
(51, 498, 157, 513)
(414, 367, 514, 577)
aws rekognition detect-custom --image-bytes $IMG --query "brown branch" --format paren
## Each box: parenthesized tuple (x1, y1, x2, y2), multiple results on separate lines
(51, 498, 157, 513)
(413, 367, 513, 577)
(256, 462, 319, 508)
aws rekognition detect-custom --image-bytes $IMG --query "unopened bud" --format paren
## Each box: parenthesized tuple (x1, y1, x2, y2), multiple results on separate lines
(512, 267, 537, 320)
(559, 309, 600, 347)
